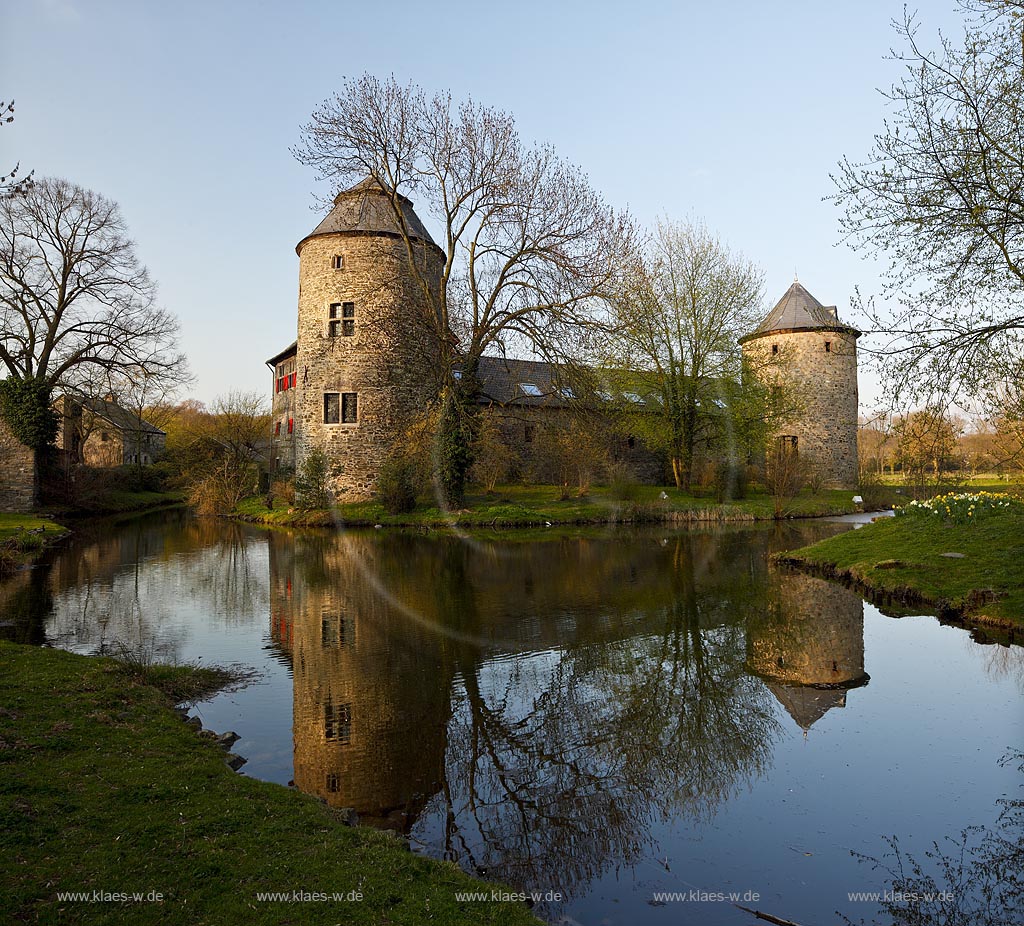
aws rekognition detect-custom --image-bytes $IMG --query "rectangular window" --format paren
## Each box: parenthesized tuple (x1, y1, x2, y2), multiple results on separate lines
(779, 435, 799, 454)
(324, 392, 340, 424)
(771, 344, 779, 355)
(524, 423, 534, 443)
(341, 393, 358, 423)
(324, 699, 352, 744)
(328, 302, 356, 336)
(518, 382, 543, 397)
(332, 254, 344, 270)
(326, 773, 340, 792)
(824, 341, 832, 353)
(274, 421, 281, 436)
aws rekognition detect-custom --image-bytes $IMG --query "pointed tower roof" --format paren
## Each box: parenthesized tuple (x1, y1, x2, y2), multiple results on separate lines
(739, 280, 860, 343)
(295, 176, 440, 254)
(766, 683, 849, 732)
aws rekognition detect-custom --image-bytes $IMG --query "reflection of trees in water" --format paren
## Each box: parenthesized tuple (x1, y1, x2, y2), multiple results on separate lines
(0, 564, 53, 645)
(419, 530, 782, 901)
(844, 753, 1023, 926)
(41, 512, 269, 658)
(272, 522, 862, 906)
(982, 643, 1024, 696)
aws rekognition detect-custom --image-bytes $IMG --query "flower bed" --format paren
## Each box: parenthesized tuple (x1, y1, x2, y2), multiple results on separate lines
(896, 491, 1020, 525)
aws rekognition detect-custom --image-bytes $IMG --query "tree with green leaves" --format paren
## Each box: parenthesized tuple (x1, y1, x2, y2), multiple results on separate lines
(832, 1, 1024, 410)
(603, 219, 765, 489)
(294, 75, 633, 507)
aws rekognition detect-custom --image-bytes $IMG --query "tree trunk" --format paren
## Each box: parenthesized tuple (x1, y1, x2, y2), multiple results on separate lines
(671, 457, 683, 489)
(434, 376, 480, 510)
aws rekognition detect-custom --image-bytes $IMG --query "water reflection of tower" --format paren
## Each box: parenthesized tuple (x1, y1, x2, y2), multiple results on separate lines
(746, 571, 869, 732)
(267, 532, 452, 831)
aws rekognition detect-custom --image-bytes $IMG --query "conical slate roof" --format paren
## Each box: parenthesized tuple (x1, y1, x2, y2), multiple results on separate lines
(295, 176, 440, 253)
(767, 683, 848, 732)
(752, 280, 844, 335)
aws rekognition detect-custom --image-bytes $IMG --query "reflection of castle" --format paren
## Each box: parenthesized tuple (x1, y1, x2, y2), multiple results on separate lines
(746, 571, 869, 731)
(268, 532, 452, 830)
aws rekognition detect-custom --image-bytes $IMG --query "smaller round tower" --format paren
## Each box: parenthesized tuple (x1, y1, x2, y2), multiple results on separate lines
(293, 178, 444, 500)
(739, 280, 861, 489)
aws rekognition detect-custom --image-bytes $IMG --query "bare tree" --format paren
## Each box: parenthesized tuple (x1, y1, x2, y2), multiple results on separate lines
(603, 219, 765, 489)
(0, 100, 32, 197)
(294, 75, 634, 505)
(832, 1, 1024, 409)
(0, 178, 182, 391)
(0, 178, 184, 500)
(181, 391, 270, 515)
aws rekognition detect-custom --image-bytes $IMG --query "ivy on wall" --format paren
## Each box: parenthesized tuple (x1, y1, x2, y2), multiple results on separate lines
(0, 377, 57, 452)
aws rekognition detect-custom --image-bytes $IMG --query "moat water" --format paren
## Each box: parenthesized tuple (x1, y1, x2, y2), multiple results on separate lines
(3, 510, 1021, 924)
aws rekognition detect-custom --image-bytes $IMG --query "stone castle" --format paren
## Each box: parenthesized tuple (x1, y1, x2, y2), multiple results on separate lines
(267, 179, 861, 498)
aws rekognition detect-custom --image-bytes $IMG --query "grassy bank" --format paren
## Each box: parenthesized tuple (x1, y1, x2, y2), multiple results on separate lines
(0, 643, 539, 925)
(0, 513, 68, 575)
(60, 488, 187, 517)
(776, 496, 1024, 629)
(237, 484, 861, 529)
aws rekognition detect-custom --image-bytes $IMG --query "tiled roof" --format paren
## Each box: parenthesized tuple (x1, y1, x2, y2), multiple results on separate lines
(296, 176, 439, 253)
(473, 356, 574, 407)
(266, 341, 297, 368)
(75, 397, 165, 435)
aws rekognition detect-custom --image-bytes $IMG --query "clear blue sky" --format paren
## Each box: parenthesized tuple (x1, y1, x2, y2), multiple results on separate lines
(2, 0, 966, 408)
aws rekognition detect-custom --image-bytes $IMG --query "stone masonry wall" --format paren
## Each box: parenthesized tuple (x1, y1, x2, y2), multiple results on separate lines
(743, 328, 860, 489)
(295, 234, 442, 500)
(0, 418, 35, 512)
(746, 571, 866, 687)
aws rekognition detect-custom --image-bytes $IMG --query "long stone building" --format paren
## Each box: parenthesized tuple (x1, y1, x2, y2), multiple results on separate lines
(267, 178, 861, 498)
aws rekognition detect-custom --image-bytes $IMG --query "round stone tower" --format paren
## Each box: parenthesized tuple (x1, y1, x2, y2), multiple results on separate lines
(739, 280, 861, 489)
(746, 571, 870, 732)
(294, 178, 444, 500)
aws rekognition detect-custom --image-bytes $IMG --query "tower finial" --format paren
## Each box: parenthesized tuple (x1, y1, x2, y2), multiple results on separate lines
(794, 268, 799, 282)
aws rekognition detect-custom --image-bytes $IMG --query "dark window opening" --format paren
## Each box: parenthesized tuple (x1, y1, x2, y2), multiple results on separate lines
(324, 392, 340, 424)
(324, 699, 352, 744)
(331, 254, 344, 270)
(627, 435, 636, 449)
(274, 421, 281, 436)
(779, 435, 799, 454)
(341, 393, 358, 424)
(326, 773, 340, 792)
(771, 344, 779, 355)
(524, 423, 534, 443)
(825, 341, 832, 353)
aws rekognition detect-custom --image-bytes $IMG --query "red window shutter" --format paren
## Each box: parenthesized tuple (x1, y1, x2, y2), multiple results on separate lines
(287, 418, 293, 434)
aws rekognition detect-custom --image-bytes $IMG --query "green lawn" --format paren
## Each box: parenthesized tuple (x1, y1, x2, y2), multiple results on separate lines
(0, 643, 540, 926)
(0, 512, 68, 574)
(0, 512, 65, 542)
(776, 501, 1024, 628)
(238, 484, 861, 529)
